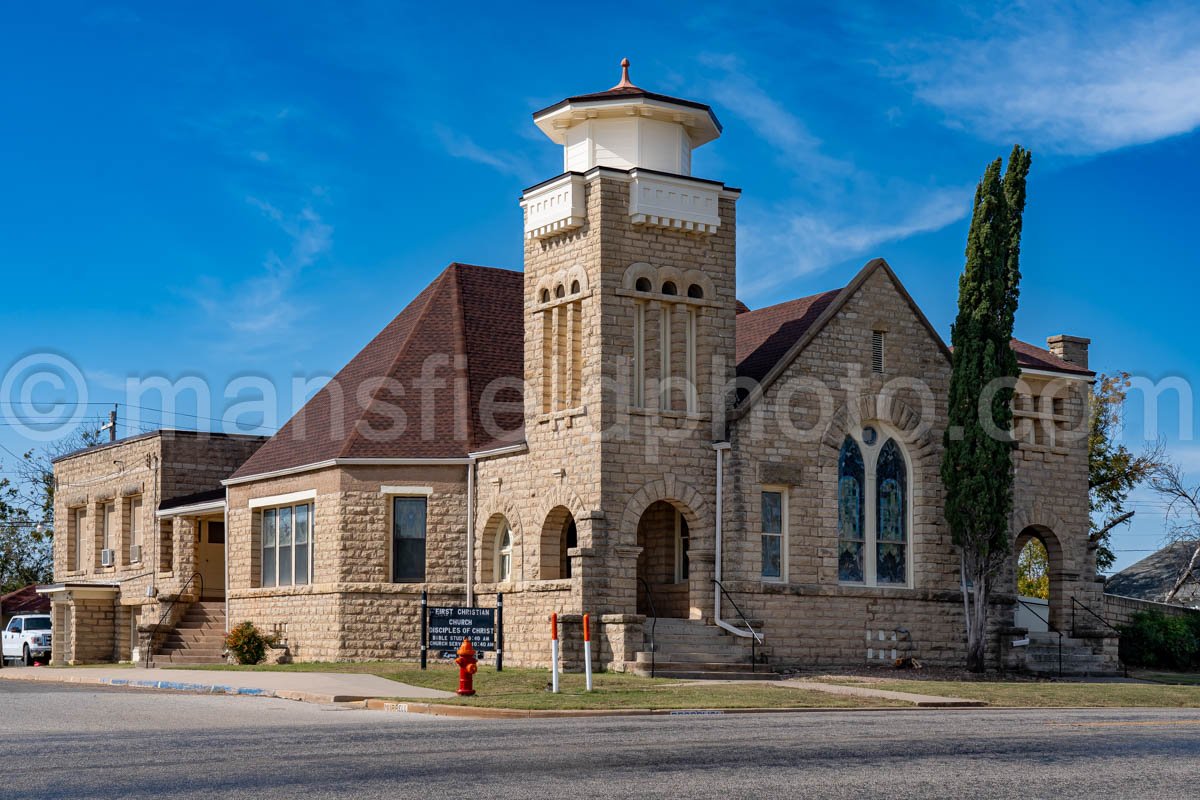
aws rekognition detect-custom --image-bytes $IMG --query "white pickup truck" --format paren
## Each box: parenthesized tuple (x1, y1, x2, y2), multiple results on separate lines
(2, 614, 53, 666)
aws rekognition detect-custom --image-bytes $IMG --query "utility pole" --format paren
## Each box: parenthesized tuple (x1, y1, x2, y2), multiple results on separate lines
(101, 404, 117, 443)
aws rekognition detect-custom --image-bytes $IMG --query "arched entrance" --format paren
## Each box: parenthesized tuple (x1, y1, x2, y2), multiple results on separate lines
(636, 500, 692, 618)
(540, 506, 576, 580)
(1014, 525, 1066, 632)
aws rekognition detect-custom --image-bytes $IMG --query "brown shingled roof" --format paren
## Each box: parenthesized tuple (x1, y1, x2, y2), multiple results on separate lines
(229, 263, 524, 481)
(1, 584, 50, 617)
(735, 289, 843, 384)
(1009, 338, 1093, 375)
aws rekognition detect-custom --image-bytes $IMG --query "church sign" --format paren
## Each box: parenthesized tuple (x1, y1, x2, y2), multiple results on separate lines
(427, 606, 496, 652)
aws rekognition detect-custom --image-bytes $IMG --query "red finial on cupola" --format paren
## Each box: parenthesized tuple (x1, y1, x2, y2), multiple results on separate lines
(614, 57, 635, 89)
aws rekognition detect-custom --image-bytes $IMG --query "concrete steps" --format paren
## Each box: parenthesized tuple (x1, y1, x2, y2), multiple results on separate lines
(152, 601, 227, 666)
(1022, 631, 1116, 677)
(631, 618, 773, 680)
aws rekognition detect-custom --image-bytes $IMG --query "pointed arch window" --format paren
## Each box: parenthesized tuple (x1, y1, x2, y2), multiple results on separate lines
(838, 432, 910, 587)
(837, 437, 865, 583)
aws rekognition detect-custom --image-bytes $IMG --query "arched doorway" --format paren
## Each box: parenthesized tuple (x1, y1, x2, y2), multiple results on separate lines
(1014, 525, 1065, 632)
(636, 500, 691, 618)
(540, 506, 576, 580)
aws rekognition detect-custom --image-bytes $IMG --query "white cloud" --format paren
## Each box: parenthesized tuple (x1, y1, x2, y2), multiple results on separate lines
(193, 201, 333, 342)
(700, 54, 970, 293)
(433, 124, 537, 183)
(890, 1, 1200, 155)
(700, 53, 853, 178)
(739, 186, 970, 297)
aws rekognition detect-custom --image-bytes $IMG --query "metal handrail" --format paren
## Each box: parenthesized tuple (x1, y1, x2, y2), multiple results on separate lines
(144, 571, 204, 667)
(713, 579, 763, 672)
(1070, 597, 1127, 678)
(1016, 597, 1062, 677)
(638, 576, 658, 678)
(1071, 597, 1121, 637)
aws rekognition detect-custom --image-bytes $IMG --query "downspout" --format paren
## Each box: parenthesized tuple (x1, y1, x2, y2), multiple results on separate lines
(224, 485, 230, 635)
(466, 458, 476, 607)
(712, 440, 758, 641)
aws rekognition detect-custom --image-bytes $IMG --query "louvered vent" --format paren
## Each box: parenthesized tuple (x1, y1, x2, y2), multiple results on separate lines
(872, 331, 885, 374)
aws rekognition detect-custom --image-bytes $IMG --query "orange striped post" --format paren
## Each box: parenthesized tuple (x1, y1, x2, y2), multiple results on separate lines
(550, 612, 560, 693)
(583, 613, 593, 692)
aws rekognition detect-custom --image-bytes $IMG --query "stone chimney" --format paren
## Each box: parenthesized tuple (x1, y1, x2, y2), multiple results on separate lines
(1046, 335, 1090, 369)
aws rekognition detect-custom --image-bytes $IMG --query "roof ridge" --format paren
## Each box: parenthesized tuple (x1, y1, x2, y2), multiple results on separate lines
(336, 264, 457, 459)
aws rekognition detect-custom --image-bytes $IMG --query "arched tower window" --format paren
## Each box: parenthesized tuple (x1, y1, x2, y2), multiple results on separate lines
(539, 281, 584, 413)
(837, 436, 865, 583)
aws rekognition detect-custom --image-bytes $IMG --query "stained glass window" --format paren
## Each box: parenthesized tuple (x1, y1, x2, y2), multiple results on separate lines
(876, 438, 907, 585)
(838, 436, 865, 582)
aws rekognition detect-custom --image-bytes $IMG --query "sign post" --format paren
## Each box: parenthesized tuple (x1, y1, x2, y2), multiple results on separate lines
(420, 591, 428, 670)
(496, 593, 504, 672)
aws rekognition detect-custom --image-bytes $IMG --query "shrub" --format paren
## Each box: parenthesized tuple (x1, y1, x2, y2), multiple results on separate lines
(1118, 610, 1200, 671)
(225, 621, 270, 665)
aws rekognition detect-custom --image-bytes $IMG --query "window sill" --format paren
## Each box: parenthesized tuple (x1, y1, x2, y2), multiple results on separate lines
(627, 407, 709, 422)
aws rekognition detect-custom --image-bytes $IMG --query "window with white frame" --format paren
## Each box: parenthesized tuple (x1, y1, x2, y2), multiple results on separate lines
(261, 502, 314, 588)
(837, 428, 910, 586)
(761, 488, 787, 580)
(674, 511, 690, 583)
(685, 306, 698, 412)
(659, 299, 672, 410)
(392, 496, 427, 583)
(495, 523, 513, 582)
(128, 497, 142, 563)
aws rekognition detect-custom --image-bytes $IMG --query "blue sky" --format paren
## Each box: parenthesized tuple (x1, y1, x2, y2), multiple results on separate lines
(1, 1, 1197, 572)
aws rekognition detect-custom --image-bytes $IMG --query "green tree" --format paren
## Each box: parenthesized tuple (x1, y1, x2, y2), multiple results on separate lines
(1016, 538, 1049, 599)
(1088, 372, 1164, 570)
(943, 145, 1031, 673)
(0, 477, 52, 594)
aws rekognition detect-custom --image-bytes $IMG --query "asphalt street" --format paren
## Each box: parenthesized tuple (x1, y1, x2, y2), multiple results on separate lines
(5, 680, 1199, 799)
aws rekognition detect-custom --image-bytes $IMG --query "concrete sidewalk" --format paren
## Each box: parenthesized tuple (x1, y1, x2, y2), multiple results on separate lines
(0, 666, 452, 704)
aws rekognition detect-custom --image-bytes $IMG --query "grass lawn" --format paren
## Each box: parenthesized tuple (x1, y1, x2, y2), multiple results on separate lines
(168, 662, 902, 711)
(1130, 671, 1200, 687)
(819, 677, 1200, 708)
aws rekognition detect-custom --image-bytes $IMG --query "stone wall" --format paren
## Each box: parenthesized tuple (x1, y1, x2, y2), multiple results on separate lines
(1103, 593, 1200, 629)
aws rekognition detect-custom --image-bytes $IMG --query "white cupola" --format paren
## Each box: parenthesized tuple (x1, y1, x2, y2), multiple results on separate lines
(532, 59, 722, 176)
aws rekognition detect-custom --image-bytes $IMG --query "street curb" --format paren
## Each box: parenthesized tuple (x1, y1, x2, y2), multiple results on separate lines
(360, 700, 994, 719)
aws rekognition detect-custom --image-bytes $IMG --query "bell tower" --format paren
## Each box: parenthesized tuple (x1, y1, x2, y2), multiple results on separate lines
(519, 59, 739, 620)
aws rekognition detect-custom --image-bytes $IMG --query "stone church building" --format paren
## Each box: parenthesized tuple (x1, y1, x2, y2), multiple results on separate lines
(47, 63, 1112, 675)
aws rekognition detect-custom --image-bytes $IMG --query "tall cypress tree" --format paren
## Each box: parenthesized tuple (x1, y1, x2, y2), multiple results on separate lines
(943, 145, 1032, 673)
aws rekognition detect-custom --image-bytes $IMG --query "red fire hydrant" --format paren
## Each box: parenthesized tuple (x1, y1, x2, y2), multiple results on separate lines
(455, 638, 478, 696)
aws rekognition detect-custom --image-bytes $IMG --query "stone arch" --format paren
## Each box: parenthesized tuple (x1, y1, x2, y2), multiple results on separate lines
(820, 392, 938, 456)
(1013, 524, 1068, 631)
(619, 477, 709, 539)
(478, 512, 516, 584)
(623, 261, 657, 291)
(476, 493, 526, 583)
(681, 268, 714, 301)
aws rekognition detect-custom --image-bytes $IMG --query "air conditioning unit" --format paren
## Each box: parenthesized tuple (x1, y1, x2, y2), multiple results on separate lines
(129, 545, 142, 563)
(100, 549, 115, 567)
